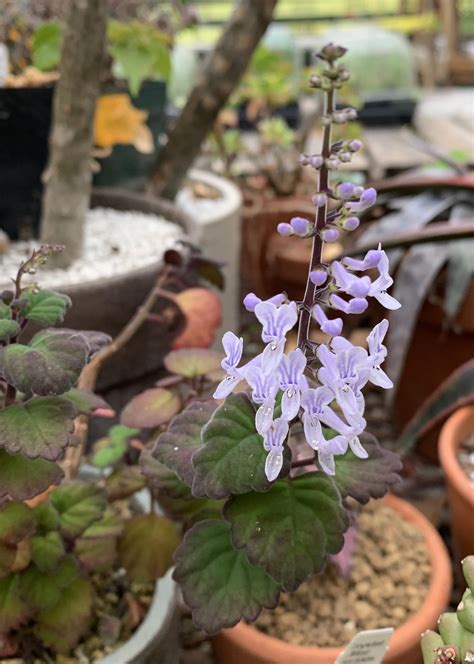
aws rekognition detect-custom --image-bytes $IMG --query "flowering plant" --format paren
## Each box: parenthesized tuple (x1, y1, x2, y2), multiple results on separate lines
(145, 43, 402, 634)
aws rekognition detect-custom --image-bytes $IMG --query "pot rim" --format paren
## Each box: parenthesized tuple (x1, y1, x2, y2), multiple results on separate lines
(214, 493, 452, 662)
(439, 406, 474, 507)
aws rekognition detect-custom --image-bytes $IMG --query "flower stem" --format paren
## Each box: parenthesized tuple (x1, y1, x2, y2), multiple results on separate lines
(297, 87, 334, 351)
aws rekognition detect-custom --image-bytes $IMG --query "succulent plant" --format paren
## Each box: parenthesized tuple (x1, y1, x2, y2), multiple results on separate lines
(421, 556, 474, 664)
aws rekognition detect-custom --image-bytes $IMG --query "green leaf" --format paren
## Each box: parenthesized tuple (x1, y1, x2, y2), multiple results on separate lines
(0, 449, 64, 500)
(192, 393, 289, 499)
(0, 543, 17, 578)
(173, 519, 280, 634)
(105, 465, 146, 500)
(398, 360, 474, 451)
(51, 482, 107, 538)
(0, 575, 30, 633)
(75, 508, 123, 571)
(60, 388, 110, 415)
(151, 400, 217, 486)
(31, 20, 62, 71)
(19, 556, 78, 610)
(224, 474, 349, 592)
(0, 397, 76, 461)
(34, 577, 93, 653)
(0, 502, 36, 545)
(31, 532, 65, 573)
(0, 319, 20, 342)
(117, 514, 179, 583)
(120, 388, 181, 429)
(164, 348, 223, 378)
(33, 500, 60, 533)
(332, 434, 402, 504)
(90, 425, 138, 469)
(22, 290, 71, 326)
(0, 329, 89, 396)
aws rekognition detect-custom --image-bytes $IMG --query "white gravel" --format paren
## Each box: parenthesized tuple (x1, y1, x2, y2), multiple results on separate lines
(0, 207, 184, 290)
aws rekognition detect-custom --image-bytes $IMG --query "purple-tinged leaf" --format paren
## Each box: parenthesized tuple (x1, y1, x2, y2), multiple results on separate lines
(333, 434, 402, 504)
(0, 575, 30, 633)
(224, 474, 348, 592)
(0, 451, 63, 501)
(0, 397, 76, 461)
(192, 393, 290, 500)
(50, 483, 107, 538)
(330, 522, 358, 579)
(151, 400, 217, 486)
(31, 532, 64, 573)
(60, 389, 110, 415)
(0, 501, 36, 545)
(0, 329, 89, 396)
(74, 508, 123, 571)
(173, 519, 280, 634)
(164, 348, 222, 378)
(398, 360, 474, 451)
(105, 465, 146, 501)
(19, 555, 79, 610)
(76, 330, 111, 358)
(386, 242, 450, 397)
(120, 388, 181, 429)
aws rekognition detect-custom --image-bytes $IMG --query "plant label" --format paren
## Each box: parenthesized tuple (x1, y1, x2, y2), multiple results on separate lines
(335, 627, 394, 664)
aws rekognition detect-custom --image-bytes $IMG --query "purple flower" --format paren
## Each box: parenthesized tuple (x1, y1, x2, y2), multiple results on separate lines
(243, 292, 286, 313)
(313, 304, 343, 337)
(322, 228, 340, 243)
(337, 182, 355, 199)
(367, 251, 401, 310)
(346, 187, 377, 213)
(332, 261, 371, 298)
(329, 293, 368, 315)
(309, 269, 328, 286)
(366, 319, 393, 389)
(277, 223, 293, 236)
(290, 217, 310, 236)
(317, 342, 369, 420)
(278, 348, 307, 420)
(344, 248, 382, 271)
(341, 216, 360, 231)
(246, 366, 280, 434)
(213, 331, 244, 399)
(309, 155, 324, 169)
(263, 418, 289, 481)
(254, 301, 298, 372)
(312, 193, 327, 207)
(349, 139, 362, 152)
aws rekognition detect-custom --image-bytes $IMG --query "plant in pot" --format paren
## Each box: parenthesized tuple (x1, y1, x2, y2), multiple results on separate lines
(140, 43, 451, 664)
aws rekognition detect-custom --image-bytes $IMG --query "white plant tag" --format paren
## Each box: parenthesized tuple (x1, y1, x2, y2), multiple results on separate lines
(335, 627, 394, 664)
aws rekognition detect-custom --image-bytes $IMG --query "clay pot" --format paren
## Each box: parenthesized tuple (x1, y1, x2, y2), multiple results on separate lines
(439, 406, 474, 561)
(212, 494, 452, 664)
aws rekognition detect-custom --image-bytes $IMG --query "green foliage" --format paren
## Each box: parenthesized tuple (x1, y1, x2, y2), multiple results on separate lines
(50, 483, 107, 538)
(421, 555, 474, 663)
(31, 20, 62, 71)
(22, 290, 72, 326)
(258, 116, 295, 149)
(120, 387, 181, 429)
(90, 425, 138, 469)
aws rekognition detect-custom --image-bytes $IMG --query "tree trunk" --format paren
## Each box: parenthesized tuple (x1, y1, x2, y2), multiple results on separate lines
(148, 0, 277, 201)
(40, 0, 107, 268)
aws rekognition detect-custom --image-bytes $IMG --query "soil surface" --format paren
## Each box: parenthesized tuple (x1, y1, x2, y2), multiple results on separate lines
(254, 500, 431, 647)
(457, 433, 474, 484)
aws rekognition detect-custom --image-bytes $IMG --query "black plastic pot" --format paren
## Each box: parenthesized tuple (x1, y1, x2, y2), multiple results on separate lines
(0, 86, 53, 240)
(93, 80, 167, 188)
(237, 100, 300, 131)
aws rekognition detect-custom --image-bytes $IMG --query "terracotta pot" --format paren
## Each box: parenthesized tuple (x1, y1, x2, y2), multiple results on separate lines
(212, 494, 452, 664)
(439, 406, 474, 561)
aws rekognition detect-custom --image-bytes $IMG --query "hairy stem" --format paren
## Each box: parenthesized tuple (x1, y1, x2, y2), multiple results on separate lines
(297, 88, 334, 350)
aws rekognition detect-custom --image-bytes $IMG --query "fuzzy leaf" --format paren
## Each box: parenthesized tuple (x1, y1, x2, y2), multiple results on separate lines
(0, 319, 20, 342)
(0, 502, 36, 545)
(192, 393, 289, 499)
(22, 290, 72, 326)
(0, 449, 64, 501)
(151, 400, 217, 486)
(120, 388, 181, 429)
(164, 348, 222, 378)
(74, 508, 123, 571)
(60, 389, 109, 415)
(34, 577, 93, 653)
(0, 397, 76, 460)
(224, 474, 348, 592)
(19, 556, 78, 610)
(50, 483, 107, 538)
(173, 519, 280, 634)
(31, 532, 64, 573)
(90, 425, 138, 469)
(117, 514, 179, 583)
(33, 501, 60, 533)
(398, 360, 474, 451)
(0, 575, 29, 633)
(0, 329, 88, 396)
(105, 465, 146, 500)
(332, 434, 402, 504)
(0, 543, 17, 578)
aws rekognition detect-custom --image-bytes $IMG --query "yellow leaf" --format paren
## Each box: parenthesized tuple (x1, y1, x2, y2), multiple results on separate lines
(93, 94, 153, 151)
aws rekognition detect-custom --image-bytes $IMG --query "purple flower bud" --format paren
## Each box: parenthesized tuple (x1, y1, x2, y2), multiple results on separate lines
(349, 139, 362, 152)
(309, 269, 328, 286)
(353, 186, 364, 197)
(277, 223, 293, 236)
(290, 217, 310, 236)
(337, 182, 354, 199)
(309, 74, 322, 88)
(348, 297, 368, 314)
(321, 228, 340, 243)
(299, 154, 310, 166)
(243, 292, 261, 312)
(359, 187, 377, 208)
(342, 216, 360, 231)
(312, 193, 327, 207)
(345, 108, 358, 121)
(309, 155, 324, 169)
(339, 152, 351, 163)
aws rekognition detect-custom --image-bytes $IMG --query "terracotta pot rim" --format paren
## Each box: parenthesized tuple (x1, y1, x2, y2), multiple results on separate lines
(439, 406, 474, 506)
(216, 493, 452, 662)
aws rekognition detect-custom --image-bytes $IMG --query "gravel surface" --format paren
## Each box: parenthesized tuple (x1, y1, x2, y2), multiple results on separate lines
(0, 207, 183, 290)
